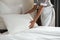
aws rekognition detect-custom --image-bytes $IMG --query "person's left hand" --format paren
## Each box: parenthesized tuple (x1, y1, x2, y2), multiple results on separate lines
(29, 20, 36, 29)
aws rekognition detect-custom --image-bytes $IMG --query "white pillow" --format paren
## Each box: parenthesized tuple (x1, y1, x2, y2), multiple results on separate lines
(0, 16, 7, 29)
(0, 0, 34, 14)
(21, 0, 34, 13)
(0, 1, 22, 14)
(0, 14, 38, 34)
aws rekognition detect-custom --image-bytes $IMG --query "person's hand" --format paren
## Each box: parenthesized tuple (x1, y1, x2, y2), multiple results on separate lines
(29, 20, 36, 29)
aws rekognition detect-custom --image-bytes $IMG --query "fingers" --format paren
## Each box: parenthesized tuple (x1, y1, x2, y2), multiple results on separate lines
(30, 20, 35, 23)
(30, 21, 33, 23)
(29, 23, 34, 29)
(29, 24, 34, 29)
(29, 21, 35, 29)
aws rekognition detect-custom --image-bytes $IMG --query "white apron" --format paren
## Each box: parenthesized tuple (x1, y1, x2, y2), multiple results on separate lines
(40, 0, 55, 26)
(41, 6, 55, 26)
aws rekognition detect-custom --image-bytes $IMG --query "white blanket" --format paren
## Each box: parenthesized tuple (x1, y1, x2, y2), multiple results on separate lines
(0, 27, 60, 40)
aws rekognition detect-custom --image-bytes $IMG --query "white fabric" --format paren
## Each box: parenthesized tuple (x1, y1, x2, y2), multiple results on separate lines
(0, 27, 60, 40)
(41, 6, 55, 26)
(34, 3, 47, 6)
(0, 14, 38, 34)
(41, 0, 53, 7)
(34, 0, 53, 7)
(40, 0, 55, 26)
(0, 0, 34, 14)
(0, 1, 22, 14)
(0, 1, 22, 29)
(40, 3, 47, 6)
(0, 17, 7, 29)
(34, 3, 37, 5)
(0, 0, 34, 29)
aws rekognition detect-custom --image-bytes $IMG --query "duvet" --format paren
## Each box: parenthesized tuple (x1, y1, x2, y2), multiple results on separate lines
(0, 27, 60, 40)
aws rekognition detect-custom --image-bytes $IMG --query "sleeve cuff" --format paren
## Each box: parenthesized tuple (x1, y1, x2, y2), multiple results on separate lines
(34, 3, 37, 5)
(40, 3, 47, 6)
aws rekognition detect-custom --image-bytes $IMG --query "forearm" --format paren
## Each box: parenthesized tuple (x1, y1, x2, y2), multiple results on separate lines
(33, 5, 43, 22)
(33, 0, 47, 20)
(25, 5, 37, 14)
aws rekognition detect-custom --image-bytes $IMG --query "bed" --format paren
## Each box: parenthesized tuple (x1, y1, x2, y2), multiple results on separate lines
(0, 27, 60, 40)
(0, 14, 59, 40)
(0, 11, 59, 40)
(0, 0, 58, 40)
(0, 0, 35, 30)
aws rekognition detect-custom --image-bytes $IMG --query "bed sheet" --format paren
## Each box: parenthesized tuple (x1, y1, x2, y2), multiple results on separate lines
(0, 27, 60, 40)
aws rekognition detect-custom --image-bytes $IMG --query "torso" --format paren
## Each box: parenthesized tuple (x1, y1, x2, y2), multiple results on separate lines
(34, 0, 53, 7)
(34, 0, 55, 26)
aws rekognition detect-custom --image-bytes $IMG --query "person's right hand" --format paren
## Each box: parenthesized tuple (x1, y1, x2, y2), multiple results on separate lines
(29, 20, 36, 29)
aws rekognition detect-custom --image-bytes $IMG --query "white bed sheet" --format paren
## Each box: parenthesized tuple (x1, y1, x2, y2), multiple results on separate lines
(0, 27, 60, 40)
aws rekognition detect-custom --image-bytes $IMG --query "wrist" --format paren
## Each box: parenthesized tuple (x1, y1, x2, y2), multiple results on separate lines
(32, 20, 36, 22)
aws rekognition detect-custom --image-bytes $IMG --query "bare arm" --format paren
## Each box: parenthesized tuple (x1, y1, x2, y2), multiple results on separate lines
(32, 0, 47, 22)
(29, 0, 47, 28)
(33, 5, 43, 22)
(25, 5, 37, 14)
(29, 5, 44, 28)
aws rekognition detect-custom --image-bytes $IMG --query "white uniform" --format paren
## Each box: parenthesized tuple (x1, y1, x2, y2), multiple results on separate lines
(34, 0, 55, 26)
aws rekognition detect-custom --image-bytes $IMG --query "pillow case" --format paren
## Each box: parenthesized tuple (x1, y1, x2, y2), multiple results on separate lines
(0, 16, 7, 29)
(0, 0, 34, 14)
(0, 14, 38, 34)
(0, 1, 22, 14)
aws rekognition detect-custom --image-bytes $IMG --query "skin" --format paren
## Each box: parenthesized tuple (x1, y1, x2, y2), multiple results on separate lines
(25, 5, 37, 13)
(25, 0, 46, 29)
(29, 5, 43, 29)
